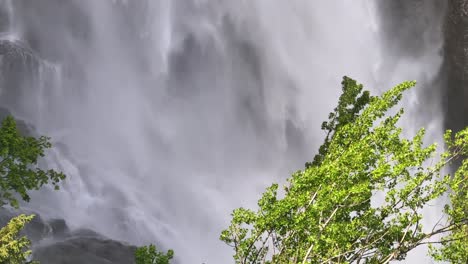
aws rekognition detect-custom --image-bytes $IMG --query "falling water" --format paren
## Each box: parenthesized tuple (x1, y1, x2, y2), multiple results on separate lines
(0, 1, 448, 263)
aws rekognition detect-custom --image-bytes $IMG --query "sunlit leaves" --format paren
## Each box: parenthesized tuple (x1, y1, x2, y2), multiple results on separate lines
(0, 116, 67, 263)
(430, 130, 468, 263)
(221, 77, 467, 263)
(0, 214, 37, 264)
(135, 244, 174, 264)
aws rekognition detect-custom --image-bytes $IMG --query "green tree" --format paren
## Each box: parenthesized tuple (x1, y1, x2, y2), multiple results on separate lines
(220, 77, 467, 263)
(430, 129, 468, 262)
(0, 116, 66, 263)
(0, 214, 37, 264)
(135, 244, 174, 264)
(0, 116, 66, 208)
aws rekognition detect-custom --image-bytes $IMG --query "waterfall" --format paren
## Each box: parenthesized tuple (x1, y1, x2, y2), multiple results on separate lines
(0, 1, 449, 263)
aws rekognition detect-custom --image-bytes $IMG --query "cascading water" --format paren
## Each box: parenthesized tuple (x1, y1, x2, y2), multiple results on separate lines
(0, 1, 450, 263)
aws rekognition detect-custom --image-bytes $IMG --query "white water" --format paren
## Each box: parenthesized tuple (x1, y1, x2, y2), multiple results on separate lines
(0, 1, 446, 263)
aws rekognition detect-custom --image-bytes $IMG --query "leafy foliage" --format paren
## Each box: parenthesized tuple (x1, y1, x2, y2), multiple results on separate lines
(135, 244, 174, 264)
(0, 116, 66, 208)
(0, 116, 67, 263)
(220, 77, 468, 263)
(430, 129, 468, 263)
(0, 214, 37, 264)
(306, 76, 372, 168)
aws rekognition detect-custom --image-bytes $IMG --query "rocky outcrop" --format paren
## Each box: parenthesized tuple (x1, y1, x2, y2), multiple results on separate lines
(0, 110, 140, 263)
(0, 39, 40, 106)
(33, 237, 137, 264)
(378, 0, 446, 59)
(378, 0, 467, 133)
(0, 209, 137, 264)
(443, 0, 468, 133)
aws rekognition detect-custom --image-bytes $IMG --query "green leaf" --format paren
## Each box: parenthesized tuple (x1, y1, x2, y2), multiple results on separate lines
(0, 116, 66, 208)
(135, 244, 174, 264)
(221, 77, 467, 263)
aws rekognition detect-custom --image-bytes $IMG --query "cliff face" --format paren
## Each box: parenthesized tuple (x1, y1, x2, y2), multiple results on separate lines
(378, 0, 467, 133)
(378, 0, 446, 60)
(0, 209, 138, 264)
(444, 0, 468, 133)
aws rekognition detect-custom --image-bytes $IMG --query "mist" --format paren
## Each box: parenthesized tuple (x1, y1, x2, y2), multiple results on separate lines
(0, 1, 448, 263)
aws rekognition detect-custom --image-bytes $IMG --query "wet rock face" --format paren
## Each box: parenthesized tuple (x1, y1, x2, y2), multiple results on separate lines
(0, 39, 61, 122)
(378, 0, 467, 133)
(0, 209, 137, 264)
(9, 0, 91, 62)
(33, 237, 137, 264)
(0, 39, 40, 107)
(378, 0, 446, 59)
(443, 0, 468, 133)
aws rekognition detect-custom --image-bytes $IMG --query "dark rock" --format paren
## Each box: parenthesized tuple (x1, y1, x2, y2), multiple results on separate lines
(0, 209, 138, 264)
(0, 39, 40, 105)
(33, 237, 137, 264)
(48, 218, 70, 238)
(443, 0, 468, 133)
(69, 228, 102, 239)
(378, 1, 467, 133)
(0, 39, 57, 118)
(378, 0, 446, 59)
